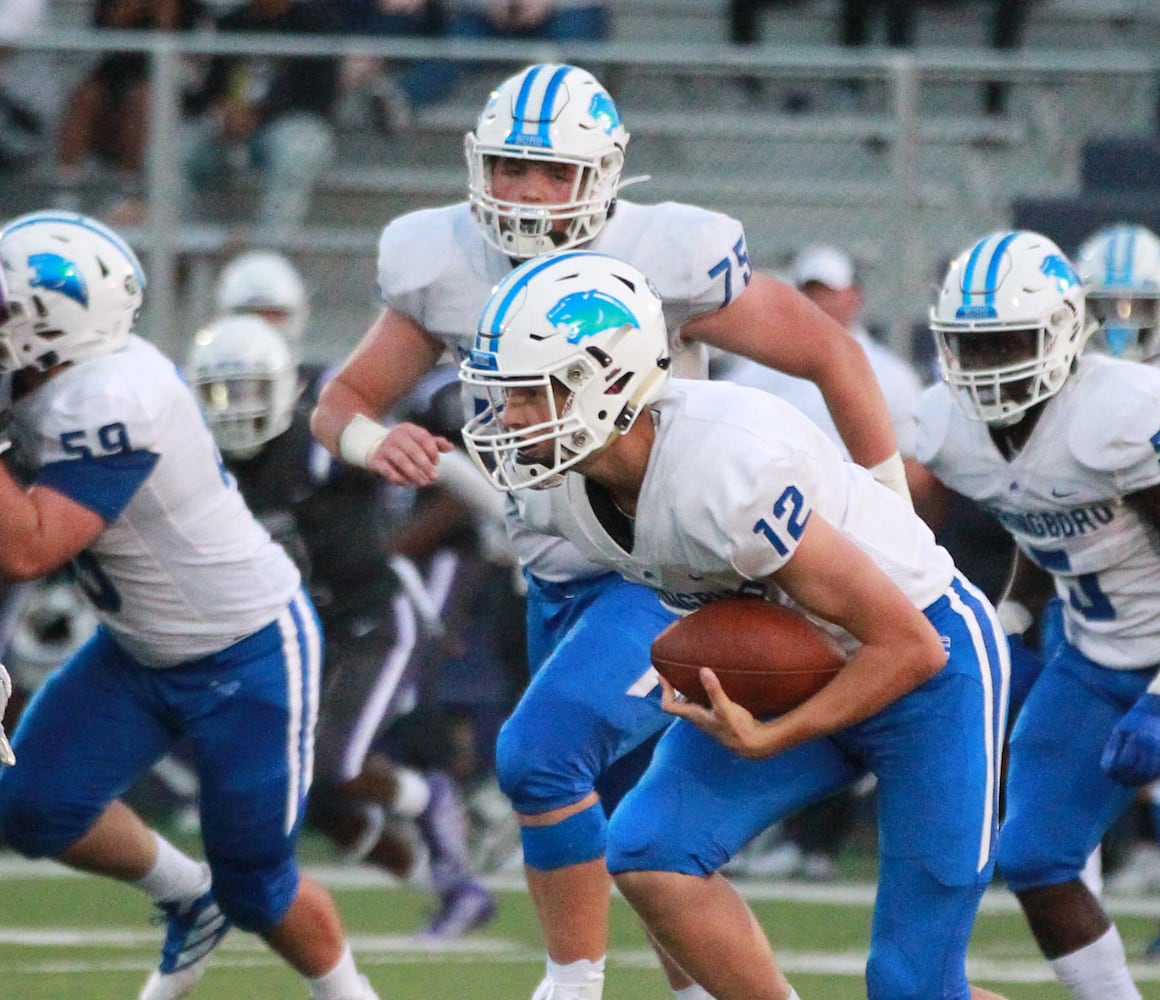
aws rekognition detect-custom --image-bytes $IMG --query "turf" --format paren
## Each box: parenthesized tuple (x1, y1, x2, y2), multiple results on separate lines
(6, 839, 1160, 999)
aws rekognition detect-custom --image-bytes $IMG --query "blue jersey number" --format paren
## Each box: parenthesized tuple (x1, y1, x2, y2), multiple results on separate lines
(1027, 546, 1114, 622)
(753, 485, 809, 557)
(707, 237, 753, 308)
(60, 422, 132, 459)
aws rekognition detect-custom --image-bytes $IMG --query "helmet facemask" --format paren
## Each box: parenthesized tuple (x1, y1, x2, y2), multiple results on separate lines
(1085, 293, 1160, 361)
(188, 315, 298, 459)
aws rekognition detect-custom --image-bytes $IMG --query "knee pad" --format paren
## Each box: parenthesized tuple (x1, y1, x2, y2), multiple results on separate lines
(521, 800, 607, 871)
(209, 854, 299, 933)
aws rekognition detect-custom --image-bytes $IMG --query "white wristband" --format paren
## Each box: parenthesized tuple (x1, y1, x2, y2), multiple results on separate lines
(869, 450, 912, 504)
(338, 413, 390, 469)
(996, 599, 1034, 636)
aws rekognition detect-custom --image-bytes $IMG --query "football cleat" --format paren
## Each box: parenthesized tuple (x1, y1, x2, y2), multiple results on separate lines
(422, 881, 496, 939)
(138, 869, 230, 1000)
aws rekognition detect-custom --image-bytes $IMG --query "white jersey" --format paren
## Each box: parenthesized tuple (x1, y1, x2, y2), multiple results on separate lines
(6, 336, 301, 667)
(915, 354, 1160, 669)
(535, 379, 954, 650)
(723, 325, 925, 458)
(377, 198, 750, 582)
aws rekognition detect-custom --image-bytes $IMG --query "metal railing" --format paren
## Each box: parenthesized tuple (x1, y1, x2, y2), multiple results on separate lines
(5, 29, 1158, 357)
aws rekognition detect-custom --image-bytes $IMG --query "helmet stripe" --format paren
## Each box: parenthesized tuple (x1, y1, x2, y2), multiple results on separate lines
(476, 250, 596, 346)
(507, 63, 571, 148)
(961, 231, 1018, 310)
(1105, 226, 1134, 285)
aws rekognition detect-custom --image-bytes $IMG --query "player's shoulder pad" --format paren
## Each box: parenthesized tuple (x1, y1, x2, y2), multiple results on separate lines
(611, 200, 746, 302)
(376, 203, 469, 298)
(913, 381, 955, 465)
(1067, 355, 1160, 471)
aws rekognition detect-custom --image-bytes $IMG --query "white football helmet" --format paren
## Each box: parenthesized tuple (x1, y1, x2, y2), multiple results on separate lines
(930, 230, 1092, 426)
(466, 63, 629, 259)
(187, 314, 299, 458)
(0, 211, 144, 373)
(214, 250, 309, 355)
(459, 250, 670, 491)
(1074, 223, 1160, 361)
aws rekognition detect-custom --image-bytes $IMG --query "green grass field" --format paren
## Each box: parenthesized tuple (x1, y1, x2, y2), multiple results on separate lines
(5, 837, 1160, 999)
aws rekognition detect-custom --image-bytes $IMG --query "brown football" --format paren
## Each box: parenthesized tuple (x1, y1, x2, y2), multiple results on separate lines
(651, 597, 847, 716)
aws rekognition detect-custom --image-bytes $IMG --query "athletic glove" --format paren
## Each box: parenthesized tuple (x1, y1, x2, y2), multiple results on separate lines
(1101, 692, 1160, 786)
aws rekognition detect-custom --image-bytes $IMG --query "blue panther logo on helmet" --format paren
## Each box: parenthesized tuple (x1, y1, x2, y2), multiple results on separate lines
(1041, 254, 1080, 294)
(548, 291, 639, 344)
(588, 93, 621, 136)
(28, 253, 89, 308)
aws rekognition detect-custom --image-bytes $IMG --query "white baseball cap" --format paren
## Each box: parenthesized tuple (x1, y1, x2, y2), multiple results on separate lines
(792, 245, 856, 290)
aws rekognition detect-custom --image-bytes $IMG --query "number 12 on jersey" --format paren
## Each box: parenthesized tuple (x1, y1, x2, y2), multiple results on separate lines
(752, 485, 810, 556)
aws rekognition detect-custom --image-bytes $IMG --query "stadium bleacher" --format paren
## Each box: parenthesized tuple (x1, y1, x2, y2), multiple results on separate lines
(2, 0, 1158, 360)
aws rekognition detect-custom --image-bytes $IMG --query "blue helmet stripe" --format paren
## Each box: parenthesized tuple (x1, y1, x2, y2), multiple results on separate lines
(982, 232, 1018, 309)
(507, 64, 571, 148)
(1, 212, 146, 289)
(510, 63, 544, 139)
(1105, 227, 1134, 285)
(476, 250, 595, 349)
(960, 235, 990, 310)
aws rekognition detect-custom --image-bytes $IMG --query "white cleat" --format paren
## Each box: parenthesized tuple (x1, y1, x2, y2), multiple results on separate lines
(138, 869, 230, 1000)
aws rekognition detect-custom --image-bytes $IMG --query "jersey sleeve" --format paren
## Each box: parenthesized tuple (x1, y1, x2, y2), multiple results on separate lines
(375, 207, 454, 318)
(1068, 360, 1160, 496)
(30, 378, 160, 522)
(913, 382, 955, 471)
(685, 427, 820, 581)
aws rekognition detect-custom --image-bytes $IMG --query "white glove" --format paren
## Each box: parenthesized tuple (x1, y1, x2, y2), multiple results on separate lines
(0, 662, 14, 766)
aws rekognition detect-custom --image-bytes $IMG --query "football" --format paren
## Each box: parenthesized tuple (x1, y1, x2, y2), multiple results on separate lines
(651, 597, 847, 716)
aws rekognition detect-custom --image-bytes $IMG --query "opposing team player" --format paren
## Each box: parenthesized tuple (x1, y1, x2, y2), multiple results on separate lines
(187, 313, 499, 937)
(311, 62, 907, 999)
(915, 229, 1160, 999)
(458, 249, 1010, 1000)
(0, 211, 379, 1000)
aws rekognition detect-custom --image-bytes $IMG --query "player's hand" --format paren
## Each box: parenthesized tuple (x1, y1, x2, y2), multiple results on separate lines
(367, 421, 453, 487)
(660, 668, 777, 760)
(0, 662, 14, 766)
(1101, 692, 1160, 787)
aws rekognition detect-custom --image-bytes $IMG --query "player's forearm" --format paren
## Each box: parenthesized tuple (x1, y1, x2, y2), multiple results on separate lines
(814, 334, 898, 469)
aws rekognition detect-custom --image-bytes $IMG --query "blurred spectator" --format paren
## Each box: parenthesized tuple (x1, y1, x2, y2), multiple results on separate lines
(0, 0, 49, 175)
(336, 0, 446, 136)
(182, 0, 343, 235)
(53, 0, 208, 220)
(838, 0, 1031, 115)
(399, 0, 611, 114)
(728, 0, 800, 45)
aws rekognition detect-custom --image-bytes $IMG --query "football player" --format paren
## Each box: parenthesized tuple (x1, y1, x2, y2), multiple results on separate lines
(458, 250, 1010, 1000)
(214, 248, 311, 361)
(915, 229, 1160, 999)
(0, 211, 379, 1000)
(311, 62, 908, 1000)
(187, 313, 500, 938)
(1074, 222, 1160, 363)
